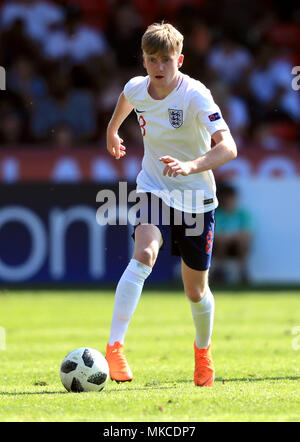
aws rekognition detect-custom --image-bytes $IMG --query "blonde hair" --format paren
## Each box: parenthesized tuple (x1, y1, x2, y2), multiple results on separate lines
(142, 22, 183, 55)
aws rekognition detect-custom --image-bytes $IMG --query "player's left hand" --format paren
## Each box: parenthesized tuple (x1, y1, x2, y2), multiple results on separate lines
(159, 156, 194, 177)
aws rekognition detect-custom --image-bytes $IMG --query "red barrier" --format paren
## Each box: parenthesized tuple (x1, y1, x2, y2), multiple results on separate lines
(0, 145, 300, 182)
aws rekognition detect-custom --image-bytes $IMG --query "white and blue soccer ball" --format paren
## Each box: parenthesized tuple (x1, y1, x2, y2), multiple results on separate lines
(60, 347, 109, 392)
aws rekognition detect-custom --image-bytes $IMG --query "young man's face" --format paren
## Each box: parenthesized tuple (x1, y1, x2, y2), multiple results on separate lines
(143, 51, 184, 89)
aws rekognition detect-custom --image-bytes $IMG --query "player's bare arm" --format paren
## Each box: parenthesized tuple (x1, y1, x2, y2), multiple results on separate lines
(107, 92, 134, 160)
(159, 129, 237, 177)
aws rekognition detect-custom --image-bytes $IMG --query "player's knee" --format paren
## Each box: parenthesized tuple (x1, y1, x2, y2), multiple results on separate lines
(186, 284, 207, 303)
(134, 247, 157, 268)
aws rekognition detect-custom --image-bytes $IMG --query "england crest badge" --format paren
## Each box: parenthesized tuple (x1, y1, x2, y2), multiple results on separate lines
(168, 108, 183, 128)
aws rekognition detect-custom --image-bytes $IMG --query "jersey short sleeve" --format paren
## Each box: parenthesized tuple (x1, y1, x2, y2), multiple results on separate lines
(190, 82, 230, 135)
(123, 76, 146, 107)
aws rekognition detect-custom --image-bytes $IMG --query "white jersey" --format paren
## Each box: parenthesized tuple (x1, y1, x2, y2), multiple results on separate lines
(123, 73, 230, 213)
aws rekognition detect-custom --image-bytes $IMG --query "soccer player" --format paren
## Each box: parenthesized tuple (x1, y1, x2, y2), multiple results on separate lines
(105, 23, 237, 386)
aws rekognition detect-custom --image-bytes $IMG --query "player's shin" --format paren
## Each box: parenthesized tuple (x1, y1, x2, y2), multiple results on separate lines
(108, 258, 152, 346)
(189, 287, 215, 349)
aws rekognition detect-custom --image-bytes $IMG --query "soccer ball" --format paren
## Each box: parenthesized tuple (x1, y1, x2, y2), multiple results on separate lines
(60, 347, 109, 392)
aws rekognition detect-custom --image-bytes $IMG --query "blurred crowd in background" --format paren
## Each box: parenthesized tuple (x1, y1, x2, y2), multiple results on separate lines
(0, 0, 299, 285)
(0, 0, 299, 150)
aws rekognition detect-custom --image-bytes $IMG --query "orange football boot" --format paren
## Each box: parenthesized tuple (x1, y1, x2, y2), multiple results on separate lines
(106, 341, 133, 382)
(194, 342, 215, 387)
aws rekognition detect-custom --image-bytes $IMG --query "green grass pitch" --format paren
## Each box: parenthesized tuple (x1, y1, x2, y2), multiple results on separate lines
(0, 289, 300, 422)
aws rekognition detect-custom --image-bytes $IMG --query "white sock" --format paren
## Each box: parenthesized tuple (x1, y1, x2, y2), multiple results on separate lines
(108, 258, 152, 346)
(189, 287, 215, 349)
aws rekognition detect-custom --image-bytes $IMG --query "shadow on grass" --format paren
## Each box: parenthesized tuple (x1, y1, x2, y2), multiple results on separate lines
(218, 376, 300, 383)
(0, 387, 172, 395)
(2, 375, 299, 396)
(176, 376, 300, 384)
(0, 391, 68, 396)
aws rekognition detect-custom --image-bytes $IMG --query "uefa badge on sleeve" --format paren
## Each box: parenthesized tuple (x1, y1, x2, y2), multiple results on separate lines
(208, 112, 221, 121)
(168, 108, 183, 128)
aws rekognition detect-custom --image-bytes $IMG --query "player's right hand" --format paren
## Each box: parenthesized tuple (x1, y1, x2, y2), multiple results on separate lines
(106, 132, 126, 160)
